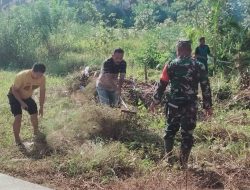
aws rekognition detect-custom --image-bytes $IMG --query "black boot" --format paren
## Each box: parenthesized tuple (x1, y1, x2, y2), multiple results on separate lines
(179, 148, 191, 169)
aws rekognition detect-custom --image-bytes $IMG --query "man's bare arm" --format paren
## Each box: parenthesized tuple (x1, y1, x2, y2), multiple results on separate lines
(39, 82, 46, 109)
(118, 73, 126, 91)
(39, 79, 46, 117)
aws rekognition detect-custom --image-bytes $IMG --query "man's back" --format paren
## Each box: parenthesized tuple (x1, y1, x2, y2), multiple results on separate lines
(168, 57, 203, 100)
(165, 57, 212, 109)
(195, 45, 210, 62)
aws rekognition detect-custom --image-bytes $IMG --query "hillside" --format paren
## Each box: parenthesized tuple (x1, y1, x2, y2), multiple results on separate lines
(0, 70, 249, 189)
(0, 0, 249, 189)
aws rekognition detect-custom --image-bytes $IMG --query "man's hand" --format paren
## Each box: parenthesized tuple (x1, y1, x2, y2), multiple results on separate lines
(205, 108, 213, 119)
(20, 101, 28, 110)
(39, 106, 44, 117)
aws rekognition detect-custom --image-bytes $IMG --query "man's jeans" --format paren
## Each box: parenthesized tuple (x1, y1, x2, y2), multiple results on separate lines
(96, 86, 118, 107)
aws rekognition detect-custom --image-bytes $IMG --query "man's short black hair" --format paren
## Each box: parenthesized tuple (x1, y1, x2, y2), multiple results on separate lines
(199, 37, 205, 42)
(177, 39, 192, 49)
(114, 48, 124, 54)
(32, 63, 46, 73)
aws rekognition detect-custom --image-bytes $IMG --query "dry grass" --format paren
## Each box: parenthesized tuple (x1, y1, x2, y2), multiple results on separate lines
(106, 153, 250, 190)
(0, 72, 249, 190)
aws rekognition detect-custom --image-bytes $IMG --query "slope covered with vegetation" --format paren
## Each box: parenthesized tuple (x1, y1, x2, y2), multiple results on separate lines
(0, 0, 249, 189)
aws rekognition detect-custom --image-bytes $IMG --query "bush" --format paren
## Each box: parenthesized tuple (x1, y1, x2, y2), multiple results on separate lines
(0, 0, 76, 71)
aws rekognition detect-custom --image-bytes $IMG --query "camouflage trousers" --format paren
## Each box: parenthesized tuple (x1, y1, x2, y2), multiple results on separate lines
(164, 101, 197, 165)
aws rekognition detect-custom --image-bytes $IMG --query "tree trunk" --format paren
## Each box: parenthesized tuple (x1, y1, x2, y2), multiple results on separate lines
(144, 64, 148, 82)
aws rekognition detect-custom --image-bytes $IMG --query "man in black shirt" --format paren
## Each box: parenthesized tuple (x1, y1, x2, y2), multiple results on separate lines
(96, 48, 126, 107)
(195, 37, 213, 72)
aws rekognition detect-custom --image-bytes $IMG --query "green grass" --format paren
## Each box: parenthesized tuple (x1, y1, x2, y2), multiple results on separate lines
(0, 70, 249, 189)
(0, 70, 160, 184)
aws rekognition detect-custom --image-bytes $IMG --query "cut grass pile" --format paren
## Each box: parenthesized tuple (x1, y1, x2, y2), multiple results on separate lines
(0, 70, 249, 189)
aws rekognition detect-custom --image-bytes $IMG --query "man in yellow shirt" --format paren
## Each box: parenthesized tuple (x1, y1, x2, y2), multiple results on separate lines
(8, 63, 46, 145)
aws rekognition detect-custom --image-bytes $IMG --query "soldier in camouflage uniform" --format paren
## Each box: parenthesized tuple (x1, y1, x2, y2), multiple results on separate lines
(150, 40, 213, 168)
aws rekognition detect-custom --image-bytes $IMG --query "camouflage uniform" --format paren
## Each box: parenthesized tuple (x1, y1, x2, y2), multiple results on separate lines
(153, 41, 212, 167)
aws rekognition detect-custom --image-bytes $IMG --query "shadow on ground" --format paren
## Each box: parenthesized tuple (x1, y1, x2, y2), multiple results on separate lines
(191, 168, 224, 189)
(18, 132, 52, 159)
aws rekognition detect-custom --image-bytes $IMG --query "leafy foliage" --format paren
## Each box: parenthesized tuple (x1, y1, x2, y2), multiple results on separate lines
(0, 0, 249, 75)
